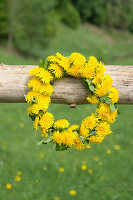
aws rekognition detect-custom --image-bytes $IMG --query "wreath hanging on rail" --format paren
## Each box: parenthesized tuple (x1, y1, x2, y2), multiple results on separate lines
(25, 52, 119, 151)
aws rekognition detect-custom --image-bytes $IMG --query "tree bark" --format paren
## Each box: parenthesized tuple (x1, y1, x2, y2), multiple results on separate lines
(0, 64, 133, 104)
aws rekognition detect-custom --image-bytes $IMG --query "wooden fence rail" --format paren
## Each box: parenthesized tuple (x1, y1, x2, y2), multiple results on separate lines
(0, 64, 133, 105)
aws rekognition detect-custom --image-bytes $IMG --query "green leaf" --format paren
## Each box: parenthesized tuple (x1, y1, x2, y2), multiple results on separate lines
(86, 79, 95, 92)
(55, 144, 68, 151)
(82, 140, 89, 145)
(110, 103, 116, 112)
(89, 131, 97, 136)
(39, 58, 45, 67)
(24, 94, 27, 98)
(29, 115, 36, 121)
(100, 96, 111, 104)
(81, 78, 93, 94)
(38, 137, 52, 145)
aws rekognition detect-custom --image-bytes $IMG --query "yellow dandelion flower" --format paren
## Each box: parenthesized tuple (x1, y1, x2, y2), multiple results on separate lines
(62, 131, 77, 147)
(80, 124, 90, 137)
(97, 103, 117, 124)
(69, 189, 77, 195)
(48, 63, 63, 78)
(19, 123, 24, 128)
(37, 95, 51, 111)
(33, 115, 40, 131)
(25, 91, 41, 103)
(81, 164, 87, 170)
(108, 87, 119, 104)
(41, 128, 48, 138)
(92, 61, 106, 85)
(87, 94, 99, 104)
(55, 197, 60, 200)
(29, 67, 41, 76)
(89, 135, 104, 144)
(73, 135, 85, 150)
(95, 74, 113, 97)
(6, 183, 12, 189)
(80, 58, 97, 78)
(17, 170, 22, 175)
(36, 68, 53, 84)
(39, 84, 53, 96)
(81, 113, 98, 132)
(67, 65, 81, 77)
(95, 122, 112, 136)
(35, 179, 39, 183)
(70, 52, 86, 66)
(99, 161, 103, 166)
(27, 77, 42, 91)
(68, 125, 79, 132)
(100, 176, 104, 180)
(47, 55, 59, 63)
(106, 149, 111, 154)
(31, 103, 41, 115)
(15, 176, 21, 182)
(40, 152, 45, 158)
(40, 112, 54, 129)
(94, 156, 99, 161)
(88, 169, 93, 174)
(59, 167, 64, 172)
(27, 104, 34, 116)
(88, 56, 99, 68)
(43, 166, 47, 171)
(114, 145, 120, 150)
(52, 131, 64, 145)
(54, 119, 69, 129)
(57, 55, 70, 71)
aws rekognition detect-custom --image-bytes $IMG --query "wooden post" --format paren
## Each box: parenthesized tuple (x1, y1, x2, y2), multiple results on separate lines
(0, 64, 133, 104)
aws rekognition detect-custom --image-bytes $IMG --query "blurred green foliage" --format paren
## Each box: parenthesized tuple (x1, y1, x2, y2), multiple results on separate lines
(0, 0, 133, 57)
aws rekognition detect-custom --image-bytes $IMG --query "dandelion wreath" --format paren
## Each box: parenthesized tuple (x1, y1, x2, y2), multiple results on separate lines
(25, 52, 119, 151)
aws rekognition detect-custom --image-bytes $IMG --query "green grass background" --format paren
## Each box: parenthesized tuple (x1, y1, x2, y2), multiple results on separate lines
(0, 24, 133, 200)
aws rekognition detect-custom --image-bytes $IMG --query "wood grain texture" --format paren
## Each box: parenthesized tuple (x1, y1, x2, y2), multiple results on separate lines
(0, 64, 133, 104)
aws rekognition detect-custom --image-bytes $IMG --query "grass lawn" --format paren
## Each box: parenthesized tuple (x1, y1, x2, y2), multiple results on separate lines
(0, 24, 133, 200)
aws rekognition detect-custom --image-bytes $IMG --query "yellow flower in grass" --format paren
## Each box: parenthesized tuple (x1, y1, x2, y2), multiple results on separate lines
(62, 131, 77, 147)
(87, 94, 99, 104)
(97, 103, 117, 124)
(48, 63, 63, 78)
(70, 52, 86, 66)
(88, 169, 93, 174)
(40, 112, 54, 130)
(17, 170, 22, 175)
(94, 156, 99, 161)
(94, 74, 113, 97)
(6, 183, 12, 189)
(52, 131, 64, 145)
(81, 164, 87, 170)
(54, 119, 69, 129)
(15, 176, 21, 182)
(69, 189, 77, 195)
(106, 149, 111, 154)
(59, 167, 64, 172)
(33, 115, 40, 131)
(100, 176, 104, 180)
(114, 145, 120, 150)
(108, 87, 119, 104)
(89, 135, 104, 144)
(95, 121, 112, 136)
(36, 68, 53, 84)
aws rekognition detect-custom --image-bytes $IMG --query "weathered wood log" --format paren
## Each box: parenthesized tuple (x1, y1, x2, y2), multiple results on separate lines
(0, 64, 133, 104)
